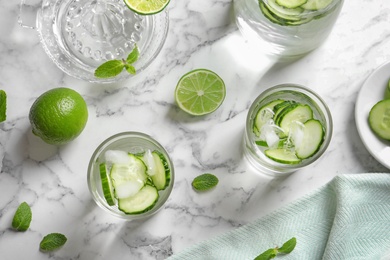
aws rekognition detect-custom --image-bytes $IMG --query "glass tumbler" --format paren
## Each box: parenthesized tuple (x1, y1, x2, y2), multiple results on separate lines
(244, 84, 333, 176)
(87, 132, 174, 220)
(234, 0, 344, 59)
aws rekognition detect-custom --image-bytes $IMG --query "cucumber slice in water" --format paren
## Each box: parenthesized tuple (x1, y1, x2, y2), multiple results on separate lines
(99, 163, 115, 206)
(260, 2, 286, 26)
(368, 99, 390, 140)
(301, 0, 333, 10)
(253, 99, 284, 136)
(264, 148, 301, 164)
(267, 0, 304, 20)
(274, 102, 299, 126)
(118, 185, 159, 214)
(278, 104, 313, 133)
(151, 151, 171, 190)
(256, 138, 287, 148)
(385, 79, 390, 99)
(110, 154, 148, 196)
(275, 0, 308, 9)
(295, 119, 324, 159)
(273, 100, 296, 121)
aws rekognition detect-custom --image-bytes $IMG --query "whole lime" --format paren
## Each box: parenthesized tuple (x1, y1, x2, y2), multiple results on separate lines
(29, 87, 88, 145)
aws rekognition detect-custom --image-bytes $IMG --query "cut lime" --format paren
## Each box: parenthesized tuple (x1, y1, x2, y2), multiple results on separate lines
(99, 163, 116, 206)
(123, 0, 170, 15)
(175, 69, 226, 116)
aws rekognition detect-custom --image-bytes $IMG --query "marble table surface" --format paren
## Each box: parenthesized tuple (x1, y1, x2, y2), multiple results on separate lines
(1, 0, 390, 259)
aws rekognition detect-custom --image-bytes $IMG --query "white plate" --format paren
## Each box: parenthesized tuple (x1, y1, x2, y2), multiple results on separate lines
(355, 61, 390, 170)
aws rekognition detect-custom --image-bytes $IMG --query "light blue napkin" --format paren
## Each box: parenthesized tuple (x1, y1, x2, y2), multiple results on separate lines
(167, 173, 390, 260)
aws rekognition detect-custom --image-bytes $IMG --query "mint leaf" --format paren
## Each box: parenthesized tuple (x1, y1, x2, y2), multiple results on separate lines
(0, 90, 6, 122)
(40, 233, 67, 252)
(125, 64, 136, 75)
(94, 60, 125, 78)
(278, 237, 296, 254)
(12, 202, 32, 231)
(192, 173, 218, 191)
(94, 46, 140, 79)
(126, 45, 139, 64)
(254, 248, 277, 260)
(254, 237, 296, 260)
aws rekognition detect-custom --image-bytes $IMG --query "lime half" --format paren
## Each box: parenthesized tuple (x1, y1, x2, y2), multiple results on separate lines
(175, 69, 226, 116)
(123, 0, 170, 15)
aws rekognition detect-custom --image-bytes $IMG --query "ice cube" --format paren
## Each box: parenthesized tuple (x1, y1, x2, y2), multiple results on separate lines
(260, 108, 274, 122)
(259, 123, 285, 148)
(105, 150, 131, 164)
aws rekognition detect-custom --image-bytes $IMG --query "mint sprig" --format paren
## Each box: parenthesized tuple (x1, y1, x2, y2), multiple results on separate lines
(0, 90, 6, 122)
(94, 45, 139, 78)
(254, 237, 296, 260)
(40, 233, 67, 252)
(192, 173, 219, 191)
(12, 202, 32, 231)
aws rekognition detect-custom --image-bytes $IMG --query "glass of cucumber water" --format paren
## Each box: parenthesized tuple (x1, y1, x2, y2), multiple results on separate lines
(244, 84, 333, 176)
(234, 0, 344, 59)
(88, 132, 174, 220)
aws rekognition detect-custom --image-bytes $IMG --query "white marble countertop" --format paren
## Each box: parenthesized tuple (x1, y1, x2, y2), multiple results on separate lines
(1, 0, 390, 259)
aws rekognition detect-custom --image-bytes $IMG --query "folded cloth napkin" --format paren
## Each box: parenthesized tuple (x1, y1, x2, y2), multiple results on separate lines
(167, 173, 390, 260)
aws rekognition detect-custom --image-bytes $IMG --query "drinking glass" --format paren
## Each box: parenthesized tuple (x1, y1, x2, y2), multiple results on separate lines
(87, 132, 174, 220)
(244, 84, 333, 176)
(234, 0, 344, 59)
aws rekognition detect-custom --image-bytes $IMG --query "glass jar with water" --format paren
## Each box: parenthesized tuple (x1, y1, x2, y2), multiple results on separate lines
(234, 0, 344, 59)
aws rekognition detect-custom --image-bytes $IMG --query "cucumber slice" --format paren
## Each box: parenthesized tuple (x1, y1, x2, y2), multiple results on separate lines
(264, 148, 301, 164)
(301, 0, 333, 10)
(261, 0, 314, 26)
(385, 79, 390, 99)
(110, 154, 148, 197)
(368, 99, 390, 140)
(260, 2, 286, 25)
(295, 119, 324, 159)
(267, 0, 304, 20)
(274, 102, 299, 126)
(118, 185, 159, 214)
(151, 150, 171, 190)
(99, 163, 116, 206)
(273, 101, 296, 122)
(253, 99, 284, 136)
(256, 137, 287, 148)
(278, 104, 313, 133)
(275, 0, 308, 9)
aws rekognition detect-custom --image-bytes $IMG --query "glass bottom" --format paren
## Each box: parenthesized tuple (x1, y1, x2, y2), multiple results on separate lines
(243, 134, 297, 177)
